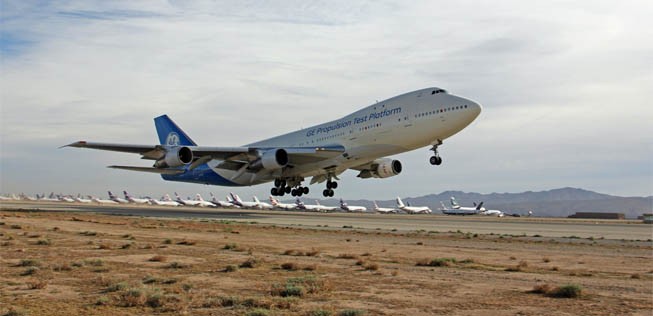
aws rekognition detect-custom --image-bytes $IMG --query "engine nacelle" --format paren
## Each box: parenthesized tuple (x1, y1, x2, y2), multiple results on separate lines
(249, 149, 288, 170)
(154, 146, 193, 168)
(357, 158, 402, 179)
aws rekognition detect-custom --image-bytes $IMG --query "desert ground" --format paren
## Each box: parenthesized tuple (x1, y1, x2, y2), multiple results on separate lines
(0, 209, 651, 316)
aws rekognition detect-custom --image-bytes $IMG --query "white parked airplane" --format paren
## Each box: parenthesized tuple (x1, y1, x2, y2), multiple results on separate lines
(73, 194, 93, 203)
(123, 191, 151, 204)
(253, 196, 273, 209)
(149, 194, 181, 206)
(174, 192, 201, 206)
(269, 196, 297, 210)
(339, 199, 367, 212)
(65, 87, 481, 197)
(229, 193, 261, 209)
(313, 200, 339, 212)
(92, 196, 118, 204)
(38, 193, 61, 202)
(108, 191, 129, 204)
(192, 194, 217, 207)
(372, 201, 398, 214)
(440, 197, 483, 215)
(295, 199, 327, 212)
(209, 193, 237, 208)
(396, 197, 431, 214)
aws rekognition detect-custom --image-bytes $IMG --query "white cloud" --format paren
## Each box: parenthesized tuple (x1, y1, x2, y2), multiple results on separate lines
(1, 1, 652, 198)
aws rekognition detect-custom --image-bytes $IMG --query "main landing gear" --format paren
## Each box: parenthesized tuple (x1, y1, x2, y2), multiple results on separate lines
(429, 139, 443, 166)
(271, 178, 309, 197)
(322, 179, 338, 197)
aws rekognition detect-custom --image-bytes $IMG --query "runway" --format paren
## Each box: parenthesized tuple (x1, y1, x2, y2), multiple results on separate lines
(1, 201, 650, 240)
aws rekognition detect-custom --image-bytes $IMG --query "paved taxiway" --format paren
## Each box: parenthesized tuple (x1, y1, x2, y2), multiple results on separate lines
(1, 201, 650, 240)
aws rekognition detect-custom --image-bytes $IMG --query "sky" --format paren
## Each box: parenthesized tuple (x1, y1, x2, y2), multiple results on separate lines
(1, 0, 652, 201)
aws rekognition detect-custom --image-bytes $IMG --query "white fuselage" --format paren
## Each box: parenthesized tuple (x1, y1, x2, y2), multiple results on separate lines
(201, 88, 481, 185)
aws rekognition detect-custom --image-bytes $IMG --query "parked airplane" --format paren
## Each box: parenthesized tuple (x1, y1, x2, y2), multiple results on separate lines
(38, 193, 61, 202)
(192, 194, 217, 207)
(253, 196, 273, 209)
(295, 199, 326, 212)
(108, 191, 129, 204)
(173, 192, 201, 206)
(269, 196, 297, 210)
(229, 193, 261, 209)
(396, 197, 431, 214)
(339, 199, 367, 212)
(73, 194, 93, 203)
(65, 87, 481, 197)
(439, 197, 483, 215)
(209, 193, 237, 208)
(313, 200, 339, 212)
(92, 196, 118, 204)
(149, 194, 181, 206)
(372, 201, 398, 214)
(123, 191, 151, 204)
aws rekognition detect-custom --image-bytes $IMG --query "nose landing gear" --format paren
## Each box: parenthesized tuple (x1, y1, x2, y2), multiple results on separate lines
(429, 139, 443, 166)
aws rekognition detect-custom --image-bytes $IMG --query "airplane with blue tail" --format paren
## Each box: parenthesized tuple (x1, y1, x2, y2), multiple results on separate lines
(64, 87, 481, 197)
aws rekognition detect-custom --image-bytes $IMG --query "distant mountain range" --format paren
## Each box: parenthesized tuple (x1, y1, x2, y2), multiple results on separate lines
(312, 187, 652, 218)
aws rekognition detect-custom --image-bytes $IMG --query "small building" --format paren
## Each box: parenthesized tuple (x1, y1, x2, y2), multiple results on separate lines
(568, 212, 625, 220)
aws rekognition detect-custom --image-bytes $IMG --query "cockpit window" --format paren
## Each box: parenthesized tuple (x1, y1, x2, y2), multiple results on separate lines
(431, 89, 447, 94)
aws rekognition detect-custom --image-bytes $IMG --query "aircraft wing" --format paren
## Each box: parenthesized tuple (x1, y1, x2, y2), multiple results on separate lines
(63, 141, 345, 170)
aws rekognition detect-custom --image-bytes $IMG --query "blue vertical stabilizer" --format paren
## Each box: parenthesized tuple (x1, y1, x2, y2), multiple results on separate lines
(154, 115, 197, 146)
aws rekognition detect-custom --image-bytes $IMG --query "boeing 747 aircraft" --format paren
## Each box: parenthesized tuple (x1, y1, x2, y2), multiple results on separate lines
(65, 87, 481, 197)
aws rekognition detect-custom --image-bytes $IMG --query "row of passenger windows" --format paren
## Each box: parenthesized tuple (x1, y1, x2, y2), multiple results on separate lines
(358, 122, 381, 132)
(415, 104, 469, 118)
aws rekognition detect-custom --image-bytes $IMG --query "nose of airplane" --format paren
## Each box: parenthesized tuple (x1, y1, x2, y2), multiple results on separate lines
(467, 99, 482, 118)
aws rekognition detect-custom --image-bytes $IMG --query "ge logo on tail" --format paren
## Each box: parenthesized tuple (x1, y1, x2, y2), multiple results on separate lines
(166, 132, 180, 146)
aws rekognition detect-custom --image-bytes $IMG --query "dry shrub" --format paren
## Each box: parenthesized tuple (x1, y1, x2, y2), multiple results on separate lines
(17, 259, 40, 267)
(224, 265, 239, 272)
(119, 288, 147, 307)
(518, 260, 529, 268)
(416, 258, 456, 267)
(280, 262, 299, 271)
(509, 256, 517, 260)
(26, 279, 48, 289)
(391, 270, 399, 276)
(631, 273, 641, 279)
(530, 283, 554, 294)
(167, 262, 188, 269)
(542, 257, 551, 263)
(337, 253, 358, 259)
(21, 267, 39, 276)
(364, 263, 379, 271)
(306, 248, 320, 257)
(549, 284, 582, 298)
(240, 257, 259, 268)
(149, 255, 167, 262)
(303, 264, 317, 271)
(283, 249, 302, 256)
(551, 266, 560, 271)
(355, 259, 365, 266)
(177, 240, 197, 246)
(97, 244, 111, 250)
(52, 262, 72, 271)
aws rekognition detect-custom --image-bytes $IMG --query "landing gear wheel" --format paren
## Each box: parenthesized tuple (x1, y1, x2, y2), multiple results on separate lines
(285, 186, 291, 194)
(303, 187, 309, 194)
(430, 156, 442, 165)
(328, 189, 334, 197)
(327, 181, 338, 189)
(323, 189, 330, 197)
(271, 188, 278, 195)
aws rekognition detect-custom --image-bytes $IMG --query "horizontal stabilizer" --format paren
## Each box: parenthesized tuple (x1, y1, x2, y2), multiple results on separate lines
(108, 166, 184, 175)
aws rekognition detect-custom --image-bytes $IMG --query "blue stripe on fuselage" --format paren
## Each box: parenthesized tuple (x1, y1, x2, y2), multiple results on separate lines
(161, 164, 243, 186)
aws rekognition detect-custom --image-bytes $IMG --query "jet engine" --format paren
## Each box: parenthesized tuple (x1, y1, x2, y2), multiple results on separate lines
(249, 149, 288, 170)
(357, 158, 402, 179)
(154, 146, 193, 168)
